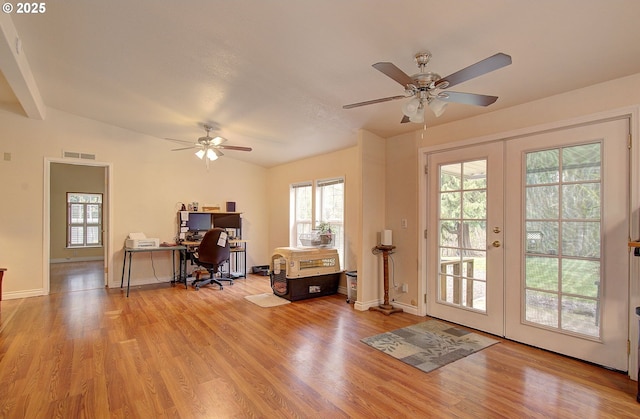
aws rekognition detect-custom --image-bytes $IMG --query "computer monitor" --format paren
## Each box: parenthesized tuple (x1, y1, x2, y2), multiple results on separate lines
(187, 212, 212, 232)
(213, 213, 241, 229)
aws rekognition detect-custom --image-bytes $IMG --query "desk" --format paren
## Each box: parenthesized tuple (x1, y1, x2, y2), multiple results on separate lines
(121, 246, 186, 297)
(181, 239, 247, 279)
(0, 268, 6, 300)
(440, 258, 475, 306)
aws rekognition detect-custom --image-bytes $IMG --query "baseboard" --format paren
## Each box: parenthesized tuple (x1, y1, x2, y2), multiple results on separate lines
(389, 300, 418, 315)
(353, 298, 418, 315)
(2, 288, 47, 300)
(50, 257, 104, 264)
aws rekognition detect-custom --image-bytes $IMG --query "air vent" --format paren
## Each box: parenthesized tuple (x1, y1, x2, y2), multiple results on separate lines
(62, 150, 96, 160)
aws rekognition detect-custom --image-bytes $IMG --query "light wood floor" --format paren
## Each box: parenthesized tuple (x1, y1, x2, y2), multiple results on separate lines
(50, 261, 105, 293)
(1, 264, 639, 418)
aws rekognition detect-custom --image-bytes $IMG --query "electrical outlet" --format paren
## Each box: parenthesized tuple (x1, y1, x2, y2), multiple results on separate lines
(401, 283, 408, 293)
(401, 218, 408, 229)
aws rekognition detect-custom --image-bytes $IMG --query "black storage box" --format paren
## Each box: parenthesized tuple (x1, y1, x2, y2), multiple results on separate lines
(271, 272, 340, 301)
(252, 265, 270, 276)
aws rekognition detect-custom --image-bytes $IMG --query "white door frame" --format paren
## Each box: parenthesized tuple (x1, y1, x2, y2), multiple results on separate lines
(43, 158, 114, 293)
(418, 106, 640, 378)
(425, 142, 505, 335)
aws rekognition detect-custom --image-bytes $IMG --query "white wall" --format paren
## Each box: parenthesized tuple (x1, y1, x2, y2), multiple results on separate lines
(0, 107, 269, 298)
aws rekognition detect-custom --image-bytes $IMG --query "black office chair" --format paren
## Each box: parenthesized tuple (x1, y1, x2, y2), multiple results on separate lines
(191, 228, 231, 290)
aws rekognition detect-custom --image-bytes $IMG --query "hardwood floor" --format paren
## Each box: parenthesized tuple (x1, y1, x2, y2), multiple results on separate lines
(50, 261, 105, 293)
(1, 270, 639, 418)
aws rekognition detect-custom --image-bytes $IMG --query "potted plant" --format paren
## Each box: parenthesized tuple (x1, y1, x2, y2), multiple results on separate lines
(317, 222, 333, 246)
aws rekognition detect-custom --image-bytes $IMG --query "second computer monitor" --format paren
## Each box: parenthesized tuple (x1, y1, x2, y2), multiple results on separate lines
(187, 212, 213, 233)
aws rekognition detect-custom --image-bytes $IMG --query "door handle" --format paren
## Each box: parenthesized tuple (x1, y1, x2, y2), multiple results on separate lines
(492, 240, 501, 248)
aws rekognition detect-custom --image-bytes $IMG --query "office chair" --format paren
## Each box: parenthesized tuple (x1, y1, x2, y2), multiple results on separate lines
(191, 228, 231, 290)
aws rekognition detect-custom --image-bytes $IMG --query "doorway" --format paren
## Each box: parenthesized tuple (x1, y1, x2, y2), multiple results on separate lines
(45, 159, 113, 294)
(426, 141, 505, 335)
(50, 261, 105, 293)
(425, 118, 630, 370)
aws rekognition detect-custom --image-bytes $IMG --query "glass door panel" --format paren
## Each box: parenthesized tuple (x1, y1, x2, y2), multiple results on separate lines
(523, 143, 603, 338)
(438, 161, 488, 311)
(427, 142, 504, 335)
(505, 118, 629, 370)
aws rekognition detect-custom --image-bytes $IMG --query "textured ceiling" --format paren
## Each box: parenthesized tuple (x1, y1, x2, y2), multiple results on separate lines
(2, 0, 640, 167)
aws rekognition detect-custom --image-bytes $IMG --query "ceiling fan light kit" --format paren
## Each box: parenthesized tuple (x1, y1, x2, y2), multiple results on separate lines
(195, 148, 219, 161)
(343, 50, 512, 125)
(165, 124, 252, 167)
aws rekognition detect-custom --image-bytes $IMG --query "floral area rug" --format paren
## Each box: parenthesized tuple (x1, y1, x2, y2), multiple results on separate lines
(361, 319, 499, 373)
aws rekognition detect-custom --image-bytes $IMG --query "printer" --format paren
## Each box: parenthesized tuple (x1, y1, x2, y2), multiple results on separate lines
(125, 232, 160, 249)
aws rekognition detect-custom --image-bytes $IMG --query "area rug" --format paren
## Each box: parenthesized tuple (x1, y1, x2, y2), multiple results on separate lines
(361, 320, 498, 373)
(244, 293, 291, 308)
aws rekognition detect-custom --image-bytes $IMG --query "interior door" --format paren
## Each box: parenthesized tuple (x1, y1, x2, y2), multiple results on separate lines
(504, 119, 629, 370)
(426, 142, 504, 335)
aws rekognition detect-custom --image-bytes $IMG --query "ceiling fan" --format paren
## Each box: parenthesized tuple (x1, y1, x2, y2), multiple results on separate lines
(343, 51, 512, 123)
(165, 124, 252, 168)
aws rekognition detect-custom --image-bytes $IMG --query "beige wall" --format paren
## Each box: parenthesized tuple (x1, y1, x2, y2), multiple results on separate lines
(265, 129, 389, 309)
(2, 72, 640, 309)
(50, 163, 105, 261)
(384, 72, 640, 314)
(356, 130, 387, 308)
(0, 107, 269, 298)
(266, 144, 360, 291)
(417, 73, 640, 149)
(383, 132, 419, 307)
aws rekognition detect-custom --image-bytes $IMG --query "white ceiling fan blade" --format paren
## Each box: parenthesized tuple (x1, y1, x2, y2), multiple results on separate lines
(212, 136, 227, 146)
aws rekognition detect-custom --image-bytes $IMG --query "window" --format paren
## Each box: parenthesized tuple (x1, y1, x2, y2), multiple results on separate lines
(291, 182, 313, 243)
(67, 193, 103, 247)
(290, 177, 345, 268)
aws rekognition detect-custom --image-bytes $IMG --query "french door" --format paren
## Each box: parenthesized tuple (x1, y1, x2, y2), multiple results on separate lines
(503, 119, 629, 370)
(426, 142, 505, 335)
(426, 118, 629, 370)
